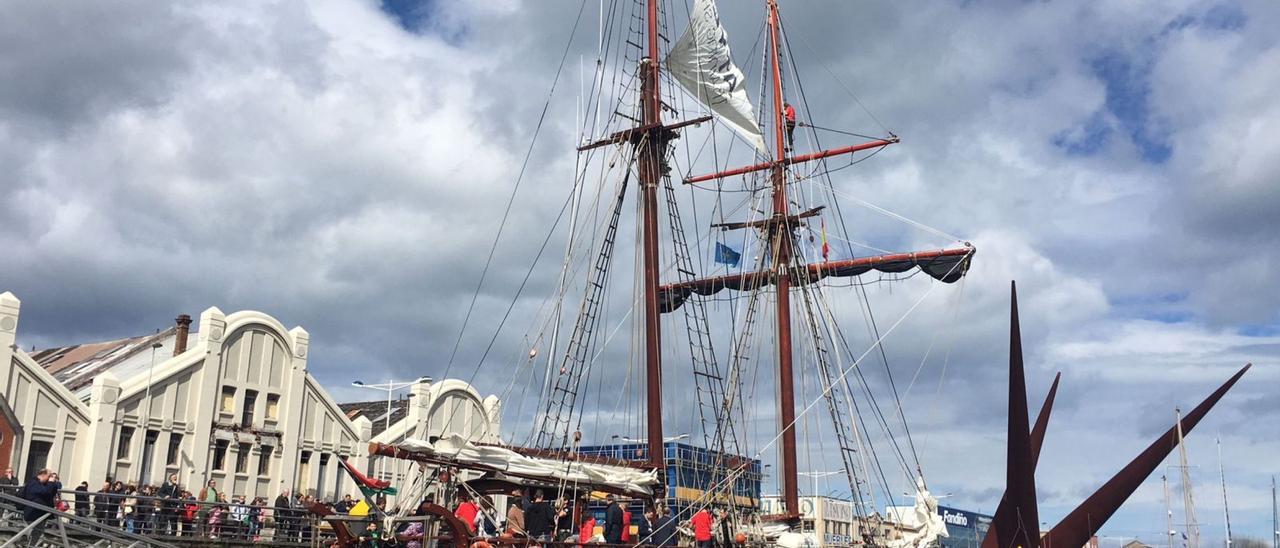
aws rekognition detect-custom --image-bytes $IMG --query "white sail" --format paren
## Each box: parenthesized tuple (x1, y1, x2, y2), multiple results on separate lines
(666, 0, 767, 152)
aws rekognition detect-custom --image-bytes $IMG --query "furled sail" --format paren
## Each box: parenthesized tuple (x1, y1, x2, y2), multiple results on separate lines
(666, 0, 767, 152)
(658, 246, 975, 313)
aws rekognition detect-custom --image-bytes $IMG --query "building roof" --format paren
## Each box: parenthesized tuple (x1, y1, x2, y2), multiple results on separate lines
(338, 399, 411, 437)
(29, 328, 178, 397)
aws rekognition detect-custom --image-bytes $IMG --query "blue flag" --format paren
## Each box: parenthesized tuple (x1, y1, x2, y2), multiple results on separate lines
(714, 242, 741, 267)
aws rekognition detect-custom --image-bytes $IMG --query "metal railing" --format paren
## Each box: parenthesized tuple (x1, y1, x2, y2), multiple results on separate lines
(0, 490, 176, 547)
(3, 487, 328, 546)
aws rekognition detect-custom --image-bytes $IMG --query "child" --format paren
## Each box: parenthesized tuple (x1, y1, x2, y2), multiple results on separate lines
(208, 504, 225, 539)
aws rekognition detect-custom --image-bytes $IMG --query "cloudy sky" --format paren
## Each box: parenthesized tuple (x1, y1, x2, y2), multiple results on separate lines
(2, 0, 1277, 543)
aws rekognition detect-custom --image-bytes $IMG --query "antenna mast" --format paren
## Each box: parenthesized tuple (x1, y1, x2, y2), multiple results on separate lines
(1217, 437, 1232, 548)
(1271, 476, 1277, 548)
(1165, 475, 1176, 548)
(1176, 408, 1201, 548)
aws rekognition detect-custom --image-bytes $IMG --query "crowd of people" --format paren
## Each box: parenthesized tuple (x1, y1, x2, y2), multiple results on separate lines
(1, 468, 328, 544)
(3, 466, 747, 547)
(435, 487, 721, 546)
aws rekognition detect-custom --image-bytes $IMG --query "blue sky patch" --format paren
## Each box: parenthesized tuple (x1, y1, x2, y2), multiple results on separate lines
(1087, 50, 1172, 164)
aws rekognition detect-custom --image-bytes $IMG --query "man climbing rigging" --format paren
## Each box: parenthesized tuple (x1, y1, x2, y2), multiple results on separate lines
(784, 102, 797, 150)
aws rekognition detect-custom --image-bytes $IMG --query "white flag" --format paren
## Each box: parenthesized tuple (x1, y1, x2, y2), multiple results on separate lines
(666, 0, 767, 153)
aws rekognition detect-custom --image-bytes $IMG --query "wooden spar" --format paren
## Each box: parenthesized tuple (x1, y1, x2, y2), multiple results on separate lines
(658, 247, 974, 311)
(577, 115, 711, 152)
(640, 0, 665, 475)
(683, 136, 899, 184)
(765, 0, 800, 518)
(366, 442, 657, 499)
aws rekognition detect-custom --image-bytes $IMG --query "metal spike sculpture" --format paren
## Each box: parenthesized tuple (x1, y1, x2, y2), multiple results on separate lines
(981, 281, 1251, 548)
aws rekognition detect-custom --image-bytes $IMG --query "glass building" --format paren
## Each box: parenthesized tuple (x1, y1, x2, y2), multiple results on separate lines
(576, 441, 762, 518)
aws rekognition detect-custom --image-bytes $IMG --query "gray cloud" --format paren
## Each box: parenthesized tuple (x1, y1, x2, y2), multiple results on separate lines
(1, 0, 1276, 543)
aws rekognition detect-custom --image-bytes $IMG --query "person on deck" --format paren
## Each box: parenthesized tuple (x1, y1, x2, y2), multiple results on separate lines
(603, 494, 624, 544)
(653, 506, 678, 546)
(784, 102, 797, 150)
(579, 511, 597, 543)
(621, 507, 632, 543)
(524, 490, 556, 541)
(690, 507, 714, 548)
(637, 508, 655, 544)
(334, 494, 354, 514)
(505, 496, 526, 537)
(454, 492, 480, 533)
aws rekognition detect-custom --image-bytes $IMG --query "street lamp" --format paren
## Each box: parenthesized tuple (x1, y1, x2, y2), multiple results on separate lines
(140, 340, 163, 484)
(799, 469, 845, 499)
(610, 434, 689, 443)
(351, 377, 432, 434)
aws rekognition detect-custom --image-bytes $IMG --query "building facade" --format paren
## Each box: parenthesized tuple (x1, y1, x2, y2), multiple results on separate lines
(886, 503, 992, 548)
(762, 496, 864, 547)
(0, 290, 500, 504)
(578, 441, 762, 517)
(340, 378, 501, 508)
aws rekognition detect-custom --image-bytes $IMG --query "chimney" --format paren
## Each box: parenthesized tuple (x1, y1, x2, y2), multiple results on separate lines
(173, 314, 192, 356)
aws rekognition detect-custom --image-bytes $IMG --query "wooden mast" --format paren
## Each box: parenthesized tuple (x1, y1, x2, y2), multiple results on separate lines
(765, 0, 800, 517)
(639, 0, 666, 473)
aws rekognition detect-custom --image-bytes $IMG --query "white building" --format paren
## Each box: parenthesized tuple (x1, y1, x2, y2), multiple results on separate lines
(0, 290, 500, 504)
(762, 496, 867, 547)
(339, 378, 501, 508)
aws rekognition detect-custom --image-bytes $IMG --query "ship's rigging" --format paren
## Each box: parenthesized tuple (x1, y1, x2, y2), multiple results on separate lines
(521, 0, 976, 530)
(372, 0, 976, 545)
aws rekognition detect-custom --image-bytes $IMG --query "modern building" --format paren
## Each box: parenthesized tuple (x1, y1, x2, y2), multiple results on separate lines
(887, 503, 992, 548)
(577, 441, 762, 516)
(0, 290, 500, 504)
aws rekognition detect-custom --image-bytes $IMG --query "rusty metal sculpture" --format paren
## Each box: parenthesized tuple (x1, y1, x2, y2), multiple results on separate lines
(982, 282, 1251, 548)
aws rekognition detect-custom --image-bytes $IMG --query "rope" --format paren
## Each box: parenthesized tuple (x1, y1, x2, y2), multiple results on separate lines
(440, 0, 591, 380)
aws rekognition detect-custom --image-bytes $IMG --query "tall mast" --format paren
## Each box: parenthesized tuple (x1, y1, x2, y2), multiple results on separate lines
(1164, 475, 1176, 548)
(1176, 408, 1201, 548)
(765, 0, 800, 517)
(1271, 476, 1277, 548)
(639, 0, 666, 471)
(1217, 437, 1232, 548)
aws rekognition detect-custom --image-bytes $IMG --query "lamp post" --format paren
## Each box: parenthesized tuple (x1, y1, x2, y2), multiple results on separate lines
(610, 434, 689, 443)
(352, 377, 430, 479)
(799, 469, 845, 500)
(140, 340, 163, 484)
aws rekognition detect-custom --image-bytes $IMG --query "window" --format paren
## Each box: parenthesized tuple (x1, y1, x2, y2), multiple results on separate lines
(266, 394, 280, 421)
(212, 439, 229, 470)
(242, 390, 258, 427)
(258, 445, 274, 475)
(298, 451, 312, 493)
(235, 442, 251, 474)
(220, 386, 236, 413)
(116, 426, 135, 460)
(138, 430, 159, 484)
(166, 434, 183, 466)
(316, 454, 330, 500)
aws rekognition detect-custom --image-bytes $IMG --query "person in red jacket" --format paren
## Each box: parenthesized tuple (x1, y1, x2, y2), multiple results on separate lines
(621, 508, 632, 542)
(784, 102, 797, 150)
(454, 493, 480, 533)
(690, 507, 714, 548)
(579, 513, 597, 543)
